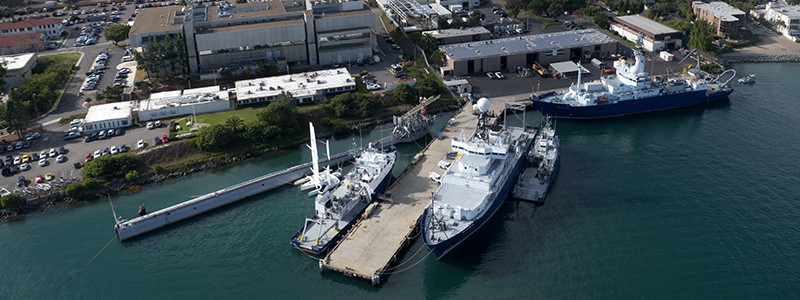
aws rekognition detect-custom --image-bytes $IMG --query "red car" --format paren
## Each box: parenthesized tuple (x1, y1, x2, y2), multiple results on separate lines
(85, 153, 92, 162)
(161, 134, 169, 143)
(35, 175, 43, 183)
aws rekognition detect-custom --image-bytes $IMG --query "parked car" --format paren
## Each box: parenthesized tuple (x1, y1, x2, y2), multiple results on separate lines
(49, 148, 57, 158)
(45, 173, 54, 181)
(161, 134, 169, 143)
(38, 159, 47, 167)
(20, 163, 29, 171)
(137, 140, 145, 149)
(85, 153, 92, 162)
(35, 174, 43, 183)
(57, 154, 66, 163)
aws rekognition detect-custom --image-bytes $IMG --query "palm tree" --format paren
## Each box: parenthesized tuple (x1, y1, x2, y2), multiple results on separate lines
(226, 116, 244, 135)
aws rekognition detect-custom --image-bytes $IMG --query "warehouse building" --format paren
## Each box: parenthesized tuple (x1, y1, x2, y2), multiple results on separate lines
(130, 0, 376, 73)
(234, 67, 355, 105)
(423, 27, 491, 45)
(440, 29, 618, 76)
(84, 102, 135, 134)
(138, 86, 232, 121)
(692, 1, 745, 40)
(610, 15, 682, 52)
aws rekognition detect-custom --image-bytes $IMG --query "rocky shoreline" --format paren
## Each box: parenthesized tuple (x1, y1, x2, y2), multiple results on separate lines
(0, 104, 460, 222)
(719, 54, 800, 65)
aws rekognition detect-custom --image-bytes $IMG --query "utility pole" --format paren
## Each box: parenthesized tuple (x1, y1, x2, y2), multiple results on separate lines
(32, 93, 38, 116)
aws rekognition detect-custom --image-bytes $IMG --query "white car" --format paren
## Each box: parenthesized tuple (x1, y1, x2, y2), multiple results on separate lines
(13, 156, 21, 165)
(494, 72, 505, 79)
(146, 122, 154, 130)
(49, 148, 58, 158)
(110, 145, 119, 155)
(93, 150, 102, 158)
(38, 159, 47, 167)
(57, 154, 66, 163)
(137, 139, 145, 149)
(20, 163, 30, 171)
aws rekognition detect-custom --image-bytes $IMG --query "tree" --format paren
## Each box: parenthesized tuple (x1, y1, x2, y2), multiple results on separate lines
(83, 154, 144, 181)
(195, 124, 232, 152)
(592, 12, 611, 30)
(0, 63, 6, 92)
(583, 5, 601, 18)
(528, 0, 549, 14)
(689, 20, 714, 51)
(275, 91, 296, 111)
(418, 33, 438, 54)
(547, 2, 564, 20)
(0, 193, 23, 208)
(226, 116, 244, 135)
(2, 97, 30, 139)
(387, 84, 417, 104)
(430, 50, 446, 65)
(104, 24, 131, 46)
(257, 60, 280, 77)
(436, 16, 449, 29)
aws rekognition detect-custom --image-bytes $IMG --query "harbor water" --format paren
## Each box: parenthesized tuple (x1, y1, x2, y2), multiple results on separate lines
(2, 63, 800, 298)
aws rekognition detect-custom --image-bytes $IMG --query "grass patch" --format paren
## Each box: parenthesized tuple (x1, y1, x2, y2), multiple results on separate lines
(170, 104, 268, 136)
(34, 53, 81, 74)
(134, 68, 146, 82)
(59, 113, 88, 126)
(542, 21, 561, 29)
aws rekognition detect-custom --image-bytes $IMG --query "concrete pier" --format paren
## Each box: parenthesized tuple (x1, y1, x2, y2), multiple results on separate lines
(321, 98, 512, 285)
(115, 152, 354, 241)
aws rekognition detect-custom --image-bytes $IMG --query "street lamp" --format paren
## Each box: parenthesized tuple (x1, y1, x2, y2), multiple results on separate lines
(32, 93, 39, 116)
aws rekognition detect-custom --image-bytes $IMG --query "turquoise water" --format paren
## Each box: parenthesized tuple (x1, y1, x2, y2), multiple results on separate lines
(2, 63, 800, 299)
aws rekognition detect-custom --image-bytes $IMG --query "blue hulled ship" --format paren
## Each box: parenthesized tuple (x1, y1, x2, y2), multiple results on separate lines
(531, 51, 735, 119)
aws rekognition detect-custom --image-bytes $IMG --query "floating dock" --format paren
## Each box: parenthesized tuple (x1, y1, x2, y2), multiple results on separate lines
(321, 99, 511, 285)
(115, 152, 354, 241)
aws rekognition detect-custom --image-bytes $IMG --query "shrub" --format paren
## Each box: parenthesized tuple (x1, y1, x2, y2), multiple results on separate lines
(1, 193, 23, 208)
(83, 153, 144, 181)
(64, 178, 102, 197)
(125, 170, 141, 182)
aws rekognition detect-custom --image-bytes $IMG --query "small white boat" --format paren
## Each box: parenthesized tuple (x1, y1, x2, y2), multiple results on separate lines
(738, 74, 755, 84)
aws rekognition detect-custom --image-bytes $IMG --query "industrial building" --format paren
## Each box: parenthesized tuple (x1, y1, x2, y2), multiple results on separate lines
(436, 0, 479, 10)
(610, 15, 682, 52)
(130, 0, 376, 73)
(138, 86, 232, 121)
(423, 27, 491, 45)
(692, 1, 745, 40)
(439, 29, 618, 76)
(0, 52, 37, 88)
(763, 2, 800, 42)
(84, 102, 135, 134)
(234, 67, 355, 105)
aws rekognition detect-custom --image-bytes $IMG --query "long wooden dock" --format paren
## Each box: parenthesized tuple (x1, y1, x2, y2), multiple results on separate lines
(321, 98, 511, 285)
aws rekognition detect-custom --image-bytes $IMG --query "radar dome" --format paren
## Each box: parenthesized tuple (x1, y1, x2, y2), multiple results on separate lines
(475, 97, 490, 113)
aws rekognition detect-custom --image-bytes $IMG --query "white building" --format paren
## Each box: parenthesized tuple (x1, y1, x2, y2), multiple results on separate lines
(0, 18, 62, 40)
(1, 52, 37, 88)
(610, 15, 683, 52)
(764, 2, 800, 42)
(234, 67, 356, 105)
(84, 101, 135, 134)
(138, 86, 232, 121)
(437, 0, 479, 10)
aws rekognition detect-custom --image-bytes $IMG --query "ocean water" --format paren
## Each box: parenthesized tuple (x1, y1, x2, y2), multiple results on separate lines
(1, 63, 799, 299)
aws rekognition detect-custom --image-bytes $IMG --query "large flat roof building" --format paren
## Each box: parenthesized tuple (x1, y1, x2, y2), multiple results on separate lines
(423, 27, 491, 45)
(440, 29, 618, 76)
(610, 15, 682, 52)
(693, 1, 746, 39)
(84, 101, 135, 134)
(130, 0, 376, 74)
(764, 2, 800, 42)
(234, 67, 355, 105)
(138, 86, 232, 121)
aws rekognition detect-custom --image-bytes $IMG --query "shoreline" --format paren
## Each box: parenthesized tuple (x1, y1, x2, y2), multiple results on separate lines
(0, 104, 460, 222)
(719, 54, 800, 65)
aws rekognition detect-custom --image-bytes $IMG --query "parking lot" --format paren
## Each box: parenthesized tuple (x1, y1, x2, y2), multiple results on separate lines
(0, 123, 169, 194)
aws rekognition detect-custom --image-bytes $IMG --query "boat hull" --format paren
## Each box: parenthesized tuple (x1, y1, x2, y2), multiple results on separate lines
(422, 138, 531, 259)
(532, 89, 733, 119)
(290, 166, 392, 255)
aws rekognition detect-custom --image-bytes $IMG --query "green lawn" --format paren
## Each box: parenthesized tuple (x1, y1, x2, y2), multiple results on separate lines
(170, 105, 267, 136)
(34, 53, 81, 74)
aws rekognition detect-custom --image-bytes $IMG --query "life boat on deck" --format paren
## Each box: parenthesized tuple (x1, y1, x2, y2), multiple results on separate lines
(596, 96, 609, 103)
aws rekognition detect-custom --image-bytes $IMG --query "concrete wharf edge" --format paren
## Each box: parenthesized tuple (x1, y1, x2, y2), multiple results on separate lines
(322, 98, 512, 285)
(115, 151, 355, 241)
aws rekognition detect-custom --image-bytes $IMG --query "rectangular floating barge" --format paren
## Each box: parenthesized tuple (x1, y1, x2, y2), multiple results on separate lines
(321, 98, 514, 285)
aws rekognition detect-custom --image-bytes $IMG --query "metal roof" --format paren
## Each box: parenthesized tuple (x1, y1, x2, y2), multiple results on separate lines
(440, 29, 616, 62)
(423, 27, 490, 39)
(234, 67, 355, 101)
(614, 15, 679, 35)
